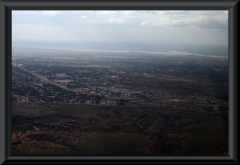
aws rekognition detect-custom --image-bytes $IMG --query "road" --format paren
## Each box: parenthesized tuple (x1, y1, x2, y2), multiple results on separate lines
(17, 66, 77, 93)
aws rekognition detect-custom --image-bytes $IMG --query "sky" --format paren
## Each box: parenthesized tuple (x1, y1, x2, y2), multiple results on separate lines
(12, 10, 228, 50)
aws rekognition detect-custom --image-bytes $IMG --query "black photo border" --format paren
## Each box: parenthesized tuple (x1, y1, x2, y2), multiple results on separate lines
(0, 0, 239, 164)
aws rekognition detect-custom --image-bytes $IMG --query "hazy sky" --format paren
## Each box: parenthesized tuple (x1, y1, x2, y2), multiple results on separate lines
(12, 10, 228, 46)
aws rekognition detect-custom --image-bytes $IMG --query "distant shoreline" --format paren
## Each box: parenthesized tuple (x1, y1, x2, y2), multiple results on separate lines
(12, 49, 228, 59)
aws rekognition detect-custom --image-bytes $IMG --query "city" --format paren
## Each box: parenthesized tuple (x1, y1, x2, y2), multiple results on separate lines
(11, 50, 228, 155)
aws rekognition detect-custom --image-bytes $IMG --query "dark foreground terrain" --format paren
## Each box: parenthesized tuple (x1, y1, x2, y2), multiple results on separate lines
(12, 103, 228, 156)
(12, 51, 228, 156)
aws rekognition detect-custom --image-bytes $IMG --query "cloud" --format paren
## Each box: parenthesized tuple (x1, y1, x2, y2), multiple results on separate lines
(140, 20, 151, 26)
(42, 11, 61, 16)
(106, 18, 125, 24)
(12, 10, 228, 46)
(140, 11, 228, 31)
(90, 18, 125, 24)
(81, 15, 87, 18)
(122, 11, 135, 14)
(172, 14, 228, 30)
(100, 11, 116, 14)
